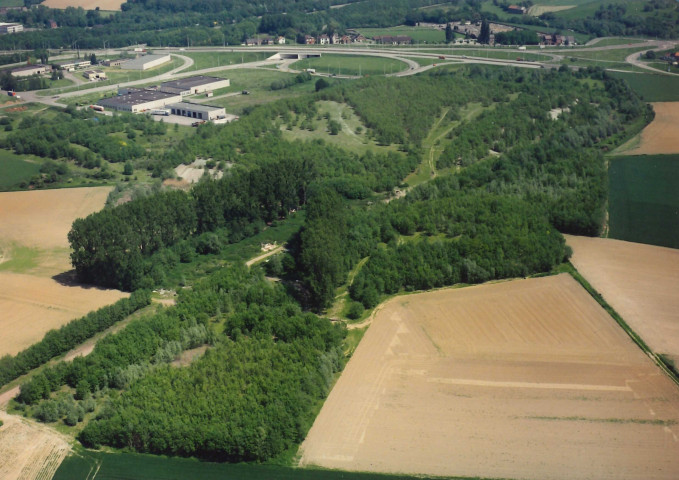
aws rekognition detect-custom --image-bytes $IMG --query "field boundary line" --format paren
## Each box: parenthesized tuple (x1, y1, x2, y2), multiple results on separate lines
(566, 263, 679, 389)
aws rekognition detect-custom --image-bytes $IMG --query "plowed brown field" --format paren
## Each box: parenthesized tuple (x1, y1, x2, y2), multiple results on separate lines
(621, 102, 679, 155)
(300, 274, 679, 480)
(0, 187, 127, 357)
(567, 235, 679, 366)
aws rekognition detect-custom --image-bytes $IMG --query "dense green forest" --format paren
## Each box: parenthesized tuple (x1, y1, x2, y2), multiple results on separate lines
(65, 66, 650, 307)
(10, 65, 651, 465)
(18, 265, 345, 462)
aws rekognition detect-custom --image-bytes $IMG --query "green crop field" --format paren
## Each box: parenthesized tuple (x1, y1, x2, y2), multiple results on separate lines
(608, 154, 679, 249)
(0, 150, 41, 190)
(54, 451, 476, 480)
(607, 72, 679, 101)
(292, 54, 408, 76)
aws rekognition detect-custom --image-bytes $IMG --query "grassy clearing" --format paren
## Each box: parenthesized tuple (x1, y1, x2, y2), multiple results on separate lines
(292, 55, 408, 76)
(607, 154, 679, 249)
(202, 68, 317, 114)
(421, 48, 547, 62)
(356, 26, 446, 44)
(607, 71, 679, 102)
(165, 212, 306, 289)
(405, 100, 496, 187)
(182, 51, 273, 71)
(0, 150, 41, 190)
(281, 100, 400, 156)
(567, 45, 650, 62)
(0, 244, 40, 272)
(589, 37, 651, 47)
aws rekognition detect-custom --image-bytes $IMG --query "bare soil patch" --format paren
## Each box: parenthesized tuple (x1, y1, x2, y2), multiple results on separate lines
(0, 411, 71, 480)
(0, 272, 126, 356)
(619, 102, 679, 155)
(42, 0, 123, 10)
(0, 187, 112, 254)
(0, 187, 127, 357)
(299, 274, 679, 480)
(567, 235, 679, 366)
(174, 159, 223, 184)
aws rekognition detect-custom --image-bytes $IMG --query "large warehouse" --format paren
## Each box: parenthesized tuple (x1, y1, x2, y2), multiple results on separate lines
(11, 64, 50, 77)
(160, 76, 230, 96)
(98, 88, 182, 113)
(167, 102, 227, 121)
(121, 54, 171, 71)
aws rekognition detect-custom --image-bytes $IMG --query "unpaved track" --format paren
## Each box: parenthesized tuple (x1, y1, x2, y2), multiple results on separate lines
(246, 245, 284, 267)
(567, 235, 679, 366)
(300, 274, 679, 480)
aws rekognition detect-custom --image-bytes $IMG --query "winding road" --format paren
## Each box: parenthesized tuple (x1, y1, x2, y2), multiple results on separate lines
(5, 36, 677, 109)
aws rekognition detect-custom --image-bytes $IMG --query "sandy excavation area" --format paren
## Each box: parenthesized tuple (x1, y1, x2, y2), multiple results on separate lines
(300, 274, 679, 480)
(42, 0, 123, 10)
(567, 235, 679, 365)
(0, 411, 71, 480)
(622, 102, 679, 155)
(0, 187, 127, 357)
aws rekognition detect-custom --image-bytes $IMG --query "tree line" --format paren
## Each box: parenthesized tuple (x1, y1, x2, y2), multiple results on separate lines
(0, 290, 150, 388)
(18, 265, 345, 463)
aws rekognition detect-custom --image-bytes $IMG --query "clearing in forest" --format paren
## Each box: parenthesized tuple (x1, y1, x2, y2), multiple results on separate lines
(614, 103, 679, 155)
(42, 0, 123, 10)
(0, 187, 127, 356)
(0, 411, 71, 480)
(567, 235, 679, 367)
(299, 274, 679, 480)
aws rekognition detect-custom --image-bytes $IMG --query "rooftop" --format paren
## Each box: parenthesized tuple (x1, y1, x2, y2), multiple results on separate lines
(121, 54, 170, 69)
(11, 64, 47, 72)
(167, 102, 225, 114)
(99, 88, 179, 107)
(161, 75, 227, 90)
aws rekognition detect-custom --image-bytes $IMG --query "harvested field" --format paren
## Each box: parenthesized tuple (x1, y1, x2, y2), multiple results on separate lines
(567, 235, 679, 366)
(0, 187, 127, 357)
(0, 272, 126, 357)
(299, 274, 679, 480)
(42, 0, 122, 10)
(0, 411, 71, 480)
(0, 187, 111, 253)
(617, 103, 679, 155)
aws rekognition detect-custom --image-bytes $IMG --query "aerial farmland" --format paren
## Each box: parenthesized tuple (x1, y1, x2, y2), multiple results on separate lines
(300, 274, 679, 480)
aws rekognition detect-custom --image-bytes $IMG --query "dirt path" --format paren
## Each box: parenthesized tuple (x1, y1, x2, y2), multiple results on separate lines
(245, 245, 284, 267)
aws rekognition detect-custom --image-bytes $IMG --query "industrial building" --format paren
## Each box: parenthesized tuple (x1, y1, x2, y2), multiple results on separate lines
(160, 76, 230, 96)
(97, 88, 182, 113)
(0, 22, 23, 34)
(102, 58, 126, 67)
(121, 54, 171, 71)
(83, 69, 107, 81)
(53, 59, 91, 71)
(167, 102, 227, 121)
(11, 64, 50, 77)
